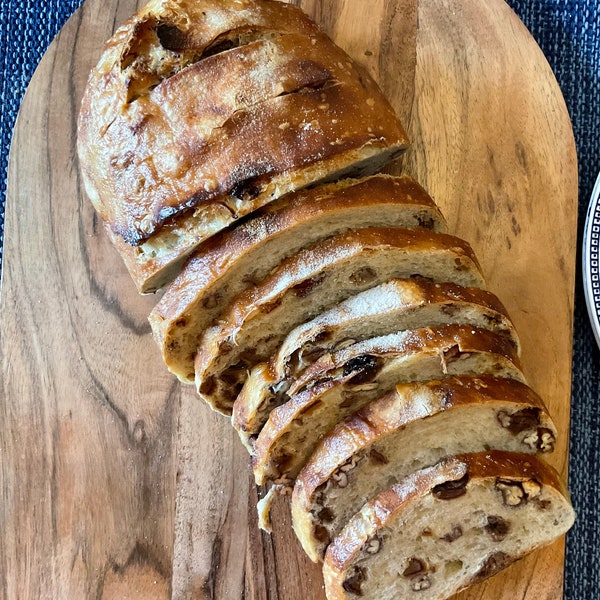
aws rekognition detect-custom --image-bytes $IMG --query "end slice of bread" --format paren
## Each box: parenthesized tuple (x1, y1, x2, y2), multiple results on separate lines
(322, 451, 574, 600)
(78, 0, 409, 292)
(291, 375, 557, 561)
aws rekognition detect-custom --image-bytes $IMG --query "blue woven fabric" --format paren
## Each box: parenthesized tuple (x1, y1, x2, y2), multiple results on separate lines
(0, 0, 83, 266)
(0, 1, 598, 597)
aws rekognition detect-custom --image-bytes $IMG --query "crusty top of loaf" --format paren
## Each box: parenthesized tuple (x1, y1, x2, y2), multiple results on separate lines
(324, 451, 570, 572)
(293, 376, 556, 503)
(77, 0, 408, 245)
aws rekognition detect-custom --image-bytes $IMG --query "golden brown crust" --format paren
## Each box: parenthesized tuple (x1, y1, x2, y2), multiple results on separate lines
(149, 175, 446, 380)
(323, 451, 571, 575)
(294, 376, 555, 508)
(113, 144, 409, 292)
(220, 227, 483, 331)
(273, 280, 520, 378)
(232, 362, 274, 439)
(239, 323, 523, 451)
(77, 0, 409, 290)
(81, 70, 403, 244)
(78, 0, 321, 233)
(220, 228, 481, 334)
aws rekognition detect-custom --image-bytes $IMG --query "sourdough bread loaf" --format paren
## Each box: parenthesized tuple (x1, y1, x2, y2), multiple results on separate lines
(150, 175, 446, 382)
(232, 279, 520, 444)
(77, 0, 409, 292)
(250, 325, 524, 484)
(291, 375, 557, 561)
(195, 228, 485, 414)
(322, 451, 575, 600)
(79, 3, 573, 598)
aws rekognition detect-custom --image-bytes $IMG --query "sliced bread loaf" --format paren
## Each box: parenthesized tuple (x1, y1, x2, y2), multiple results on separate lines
(322, 451, 574, 600)
(232, 279, 519, 444)
(78, 0, 409, 292)
(291, 375, 557, 561)
(195, 228, 485, 414)
(150, 176, 446, 383)
(250, 325, 524, 485)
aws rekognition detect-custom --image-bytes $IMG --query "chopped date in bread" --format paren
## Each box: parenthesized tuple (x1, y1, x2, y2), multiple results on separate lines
(155, 23, 190, 52)
(432, 473, 470, 499)
(497, 407, 541, 433)
(440, 525, 463, 543)
(485, 515, 510, 541)
(474, 552, 512, 581)
(349, 266, 378, 285)
(230, 176, 264, 202)
(402, 557, 427, 577)
(342, 568, 366, 596)
(342, 355, 381, 381)
(293, 274, 327, 298)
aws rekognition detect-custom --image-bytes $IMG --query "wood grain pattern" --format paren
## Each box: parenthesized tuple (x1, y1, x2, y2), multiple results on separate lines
(0, 0, 577, 599)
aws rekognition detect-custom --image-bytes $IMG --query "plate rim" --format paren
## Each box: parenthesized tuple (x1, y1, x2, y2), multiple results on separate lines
(583, 170, 600, 349)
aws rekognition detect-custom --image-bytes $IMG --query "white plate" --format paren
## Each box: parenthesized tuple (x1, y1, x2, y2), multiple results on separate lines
(583, 170, 600, 349)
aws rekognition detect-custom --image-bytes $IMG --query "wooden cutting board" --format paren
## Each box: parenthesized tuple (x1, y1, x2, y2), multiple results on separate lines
(0, 0, 577, 598)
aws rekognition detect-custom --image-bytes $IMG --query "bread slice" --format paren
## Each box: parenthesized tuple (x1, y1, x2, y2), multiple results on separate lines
(77, 0, 409, 292)
(291, 375, 557, 561)
(250, 325, 524, 485)
(322, 451, 574, 600)
(195, 228, 485, 414)
(150, 176, 446, 383)
(232, 280, 519, 445)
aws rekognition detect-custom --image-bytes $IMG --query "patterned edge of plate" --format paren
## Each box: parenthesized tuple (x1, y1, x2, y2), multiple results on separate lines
(583, 170, 600, 350)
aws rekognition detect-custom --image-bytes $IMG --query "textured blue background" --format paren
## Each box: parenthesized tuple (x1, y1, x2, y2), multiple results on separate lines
(0, 1, 598, 597)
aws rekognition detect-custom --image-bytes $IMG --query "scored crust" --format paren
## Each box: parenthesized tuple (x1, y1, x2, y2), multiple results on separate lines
(232, 279, 520, 445)
(77, 0, 409, 291)
(250, 325, 525, 485)
(290, 375, 557, 562)
(322, 451, 574, 600)
(149, 175, 447, 382)
(194, 228, 486, 415)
